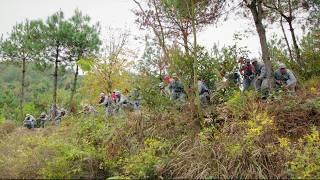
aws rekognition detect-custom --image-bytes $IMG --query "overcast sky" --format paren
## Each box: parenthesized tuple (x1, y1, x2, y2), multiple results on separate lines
(0, 0, 304, 59)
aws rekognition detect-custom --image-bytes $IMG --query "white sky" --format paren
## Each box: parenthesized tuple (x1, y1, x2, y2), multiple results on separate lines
(0, 0, 304, 59)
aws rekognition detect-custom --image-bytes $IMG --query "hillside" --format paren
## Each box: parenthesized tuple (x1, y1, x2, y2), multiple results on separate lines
(0, 63, 80, 121)
(0, 78, 319, 179)
(0, 1, 319, 179)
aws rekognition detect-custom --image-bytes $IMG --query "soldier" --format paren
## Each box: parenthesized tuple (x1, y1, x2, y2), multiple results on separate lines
(23, 114, 36, 129)
(98, 93, 106, 104)
(116, 91, 127, 104)
(252, 58, 269, 98)
(198, 78, 210, 106)
(274, 64, 297, 93)
(54, 109, 66, 126)
(98, 92, 114, 116)
(240, 58, 255, 91)
(111, 91, 118, 103)
(227, 71, 241, 88)
(82, 104, 97, 118)
(159, 82, 167, 96)
(39, 112, 47, 128)
(129, 88, 142, 110)
(169, 73, 185, 101)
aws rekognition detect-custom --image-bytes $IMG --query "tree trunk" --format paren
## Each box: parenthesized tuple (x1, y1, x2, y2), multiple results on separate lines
(249, 1, 274, 89)
(20, 57, 26, 119)
(191, 0, 202, 132)
(280, 16, 294, 62)
(69, 63, 79, 112)
(107, 70, 112, 93)
(159, 63, 163, 81)
(183, 31, 189, 55)
(287, 19, 302, 66)
(53, 47, 59, 119)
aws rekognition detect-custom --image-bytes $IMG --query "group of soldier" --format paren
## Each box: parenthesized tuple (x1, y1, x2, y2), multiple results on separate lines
(159, 73, 211, 106)
(22, 89, 142, 129)
(239, 58, 297, 98)
(97, 88, 142, 117)
(23, 107, 66, 129)
(157, 57, 297, 104)
(22, 58, 297, 129)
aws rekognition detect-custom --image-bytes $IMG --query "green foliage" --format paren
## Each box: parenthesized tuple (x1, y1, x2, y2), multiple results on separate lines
(77, 57, 94, 72)
(141, 87, 173, 112)
(0, 63, 81, 121)
(23, 103, 37, 116)
(123, 138, 169, 178)
(299, 29, 320, 79)
(0, 19, 43, 62)
(73, 116, 109, 147)
(0, 115, 4, 125)
(225, 91, 255, 118)
(135, 75, 173, 112)
(137, 36, 161, 76)
(288, 127, 320, 178)
(170, 45, 232, 90)
(0, 116, 107, 179)
(68, 9, 101, 61)
(269, 29, 320, 81)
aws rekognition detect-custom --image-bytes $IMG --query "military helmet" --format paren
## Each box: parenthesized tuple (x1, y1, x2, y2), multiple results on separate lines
(159, 82, 164, 87)
(172, 73, 178, 78)
(279, 63, 286, 69)
(252, 58, 258, 63)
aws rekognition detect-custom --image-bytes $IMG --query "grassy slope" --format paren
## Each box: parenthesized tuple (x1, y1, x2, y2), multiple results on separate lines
(0, 78, 319, 179)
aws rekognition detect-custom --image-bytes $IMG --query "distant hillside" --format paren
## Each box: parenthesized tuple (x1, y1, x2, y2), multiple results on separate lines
(0, 62, 81, 121)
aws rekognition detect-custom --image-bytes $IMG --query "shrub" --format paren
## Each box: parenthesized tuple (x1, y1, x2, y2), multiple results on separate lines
(288, 127, 320, 178)
(123, 138, 169, 178)
(225, 91, 256, 119)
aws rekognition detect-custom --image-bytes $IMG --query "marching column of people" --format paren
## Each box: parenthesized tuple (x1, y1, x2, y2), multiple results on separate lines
(22, 59, 297, 129)
(23, 106, 66, 129)
(98, 88, 142, 117)
(239, 57, 297, 97)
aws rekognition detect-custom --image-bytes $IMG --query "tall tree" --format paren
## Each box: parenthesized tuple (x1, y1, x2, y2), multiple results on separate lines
(67, 10, 101, 111)
(93, 29, 133, 93)
(137, 35, 162, 77)
(40, 11, 73, 119)
(279, 16, 294, 62)
(134, 0, 224, 79)
(0, 20, 43, 119)
(133, 0, 171, 76)
(161, 0, 224, 54)
(161, 0, 224, 131)
(305, 0, 320, 29)
(263, 0, 303, 66)
(244, 0, 273, 88)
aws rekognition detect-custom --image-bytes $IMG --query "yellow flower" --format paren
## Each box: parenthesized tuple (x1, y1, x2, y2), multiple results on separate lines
(310, 87, 317, 94)
(278, 138, 289, 148)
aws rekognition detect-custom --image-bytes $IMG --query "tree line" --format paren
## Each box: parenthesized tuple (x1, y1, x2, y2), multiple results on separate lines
(0, 10, 101, 120)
